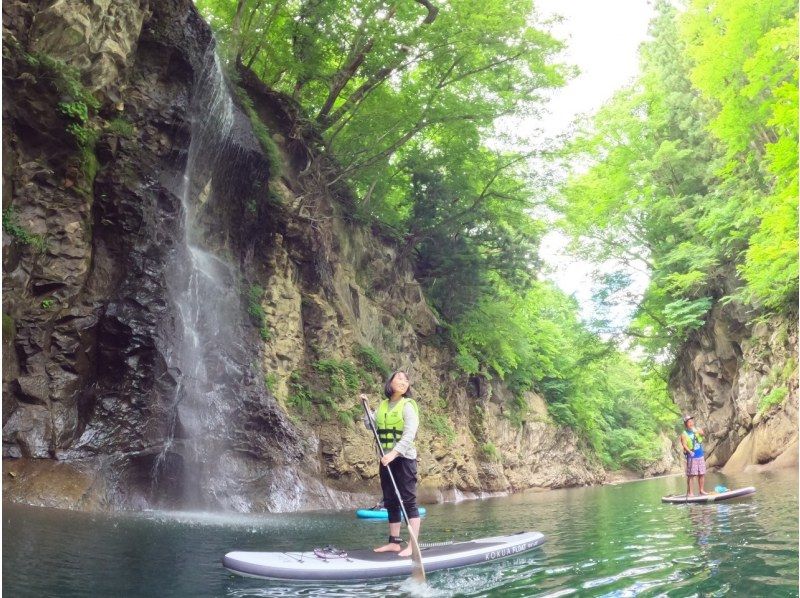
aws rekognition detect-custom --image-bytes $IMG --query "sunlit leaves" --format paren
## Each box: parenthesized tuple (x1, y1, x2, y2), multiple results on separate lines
(681, 0, 799, 308)
(560, 0, 797, 363)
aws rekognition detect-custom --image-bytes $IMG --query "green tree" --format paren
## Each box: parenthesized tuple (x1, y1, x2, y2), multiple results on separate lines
(197, 0, 690, 470)
(681, 0, 798, 310)
(560, 0, 797, 363)
(560, 2, 723, 357)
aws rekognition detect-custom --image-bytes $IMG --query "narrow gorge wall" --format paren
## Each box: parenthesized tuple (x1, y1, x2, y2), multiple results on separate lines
(218, 65, 612, 500)
(2, 0, 337, 511)
(2, 0, 610, 512)
(670, 303, 798, 473)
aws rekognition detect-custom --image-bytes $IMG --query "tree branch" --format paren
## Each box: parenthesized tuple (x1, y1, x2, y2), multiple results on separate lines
(438, 49, 528, 89)
(231, 0, 248, 62)
(412, 0, 438, 24)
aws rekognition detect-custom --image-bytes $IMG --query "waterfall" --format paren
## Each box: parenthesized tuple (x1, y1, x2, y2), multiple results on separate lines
(151, 46, 247, 507)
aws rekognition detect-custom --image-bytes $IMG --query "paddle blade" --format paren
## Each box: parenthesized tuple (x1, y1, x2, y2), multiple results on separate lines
(407, 530, 426, 583)
(410, 542, 426, 583)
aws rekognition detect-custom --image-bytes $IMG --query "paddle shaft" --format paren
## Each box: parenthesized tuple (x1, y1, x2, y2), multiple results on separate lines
(361, 398, 426, 582)
(685, 453, 692, 502)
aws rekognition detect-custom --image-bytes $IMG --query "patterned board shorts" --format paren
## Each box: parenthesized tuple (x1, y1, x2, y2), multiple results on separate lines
(686, 455, 707, 476)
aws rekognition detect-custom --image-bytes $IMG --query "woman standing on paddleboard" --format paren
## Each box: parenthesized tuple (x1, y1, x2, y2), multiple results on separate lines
(360, 371, 421, 557)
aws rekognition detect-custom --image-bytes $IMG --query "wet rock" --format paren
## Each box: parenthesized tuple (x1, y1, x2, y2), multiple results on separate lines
(13, 376, 49, 404)
(3, 458, 105, 509)
(3, 405, 52, 458)
(3, 0, 304, 510)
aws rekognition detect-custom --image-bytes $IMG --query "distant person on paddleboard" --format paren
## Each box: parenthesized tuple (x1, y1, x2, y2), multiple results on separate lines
(360, 371, 421, 557)
(680, 415, 708, 496)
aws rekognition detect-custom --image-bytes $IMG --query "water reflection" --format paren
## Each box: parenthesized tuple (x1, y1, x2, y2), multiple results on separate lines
(3, 470, 797, 597)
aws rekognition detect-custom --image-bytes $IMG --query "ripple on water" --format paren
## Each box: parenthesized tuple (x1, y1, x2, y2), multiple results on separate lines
(582, 562, 671, 590)
(544, 565, 573, 575)
(537, 589, 578, 598)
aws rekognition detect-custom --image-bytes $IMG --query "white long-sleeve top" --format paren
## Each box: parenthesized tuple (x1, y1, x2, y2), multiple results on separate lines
(364, 401, 418, 460)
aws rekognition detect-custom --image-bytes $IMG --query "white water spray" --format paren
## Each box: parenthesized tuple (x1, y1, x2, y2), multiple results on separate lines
(152, 48, 246, 506)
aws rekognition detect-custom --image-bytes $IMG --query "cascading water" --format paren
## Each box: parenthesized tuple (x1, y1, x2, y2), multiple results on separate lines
(151, 46, 249, 507)
(145, 40, 345, 513)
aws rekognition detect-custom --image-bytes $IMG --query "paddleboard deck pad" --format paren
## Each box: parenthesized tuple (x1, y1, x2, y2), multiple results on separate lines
(223, 531, 544, 581)
(356, 506, 426, 519)
(662, 486, 756, 504)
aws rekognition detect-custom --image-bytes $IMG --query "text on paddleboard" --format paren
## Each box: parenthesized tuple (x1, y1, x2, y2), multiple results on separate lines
(484, 542, 537, 561)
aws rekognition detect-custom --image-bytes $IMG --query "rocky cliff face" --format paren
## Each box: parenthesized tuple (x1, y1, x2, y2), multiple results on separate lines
(233, 65, 609, 499)
(2, 0, 345, 511)
(3, 0, 604, 512)
(670, 303, 798, 473)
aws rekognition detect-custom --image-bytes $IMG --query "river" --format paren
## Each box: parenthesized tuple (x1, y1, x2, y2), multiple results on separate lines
(3, 469, 797, 597)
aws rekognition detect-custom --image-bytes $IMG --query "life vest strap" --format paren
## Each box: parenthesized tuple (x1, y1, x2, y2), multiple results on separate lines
(377, 427, 401, 448)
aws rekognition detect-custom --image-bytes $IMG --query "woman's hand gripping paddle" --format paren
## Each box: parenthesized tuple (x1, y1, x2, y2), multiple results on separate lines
(361, 397, 426, 584)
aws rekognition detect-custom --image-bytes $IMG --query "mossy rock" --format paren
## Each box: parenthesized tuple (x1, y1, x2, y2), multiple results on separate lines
(3, 313, 16, 342)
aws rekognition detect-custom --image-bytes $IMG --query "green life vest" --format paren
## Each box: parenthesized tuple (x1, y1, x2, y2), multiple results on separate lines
(682, 430, 704, 451)
(375, 398, 419, 451)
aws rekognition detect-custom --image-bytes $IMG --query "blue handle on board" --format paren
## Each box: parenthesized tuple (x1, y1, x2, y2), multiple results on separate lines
(714, 485, 728, 493)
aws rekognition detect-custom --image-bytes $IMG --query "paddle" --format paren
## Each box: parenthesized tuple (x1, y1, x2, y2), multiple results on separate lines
(361, 397, 426, 584)
(685, 453, 693, 502)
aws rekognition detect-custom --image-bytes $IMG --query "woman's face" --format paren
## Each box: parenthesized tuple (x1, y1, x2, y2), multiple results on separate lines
(390, 372, 409, 396)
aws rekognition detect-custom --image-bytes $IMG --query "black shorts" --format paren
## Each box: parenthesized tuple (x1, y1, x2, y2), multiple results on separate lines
(379, 456, 419, 523)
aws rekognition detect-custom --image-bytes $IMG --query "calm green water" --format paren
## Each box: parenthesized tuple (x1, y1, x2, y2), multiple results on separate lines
(3, 470, 798, 597)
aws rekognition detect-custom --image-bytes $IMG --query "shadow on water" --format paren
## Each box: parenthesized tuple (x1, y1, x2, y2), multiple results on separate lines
(3, 469, 797, 597)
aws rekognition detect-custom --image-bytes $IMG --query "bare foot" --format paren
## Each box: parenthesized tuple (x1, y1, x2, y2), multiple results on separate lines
(373, 543, 402, 553)
(686, 493, 694, 497)
(700, 491, 709, 495)
(398, 546, 412, 557)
